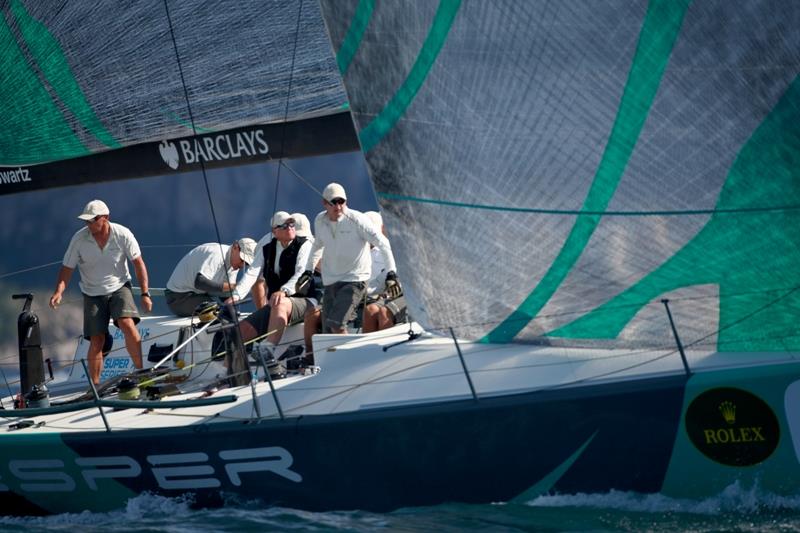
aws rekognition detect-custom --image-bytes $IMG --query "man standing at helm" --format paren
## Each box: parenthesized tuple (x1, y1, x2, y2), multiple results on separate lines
(49, 200, 152, 385)
(297, 183, 400, 334)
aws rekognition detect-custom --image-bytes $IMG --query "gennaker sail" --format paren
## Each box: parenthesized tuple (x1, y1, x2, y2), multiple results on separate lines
(321, 0, 800, 356)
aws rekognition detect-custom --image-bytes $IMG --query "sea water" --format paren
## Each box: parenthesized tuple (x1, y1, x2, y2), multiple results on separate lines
(2, 483, 799, 532)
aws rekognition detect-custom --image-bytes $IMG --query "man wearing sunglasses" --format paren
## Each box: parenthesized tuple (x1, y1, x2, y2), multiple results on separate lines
(49, 199, 151, 385)
(239, 211, 316, 353)
(297, 182, 399, 334)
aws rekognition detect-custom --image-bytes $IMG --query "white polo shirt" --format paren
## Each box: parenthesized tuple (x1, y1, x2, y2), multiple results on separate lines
(63, 222, 141, 297)
(166, 243, 238, 295)
(305, 209, 396, 285)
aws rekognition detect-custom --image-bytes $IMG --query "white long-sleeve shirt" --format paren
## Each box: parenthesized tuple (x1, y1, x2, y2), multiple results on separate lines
(305, 208, 396, 285)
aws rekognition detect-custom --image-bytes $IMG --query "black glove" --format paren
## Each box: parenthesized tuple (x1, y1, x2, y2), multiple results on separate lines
(295, 270, 313, 293)
(384, 271, 402, 299)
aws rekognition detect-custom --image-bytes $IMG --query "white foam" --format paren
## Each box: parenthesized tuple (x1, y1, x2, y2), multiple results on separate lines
(524, 481, 800, 515)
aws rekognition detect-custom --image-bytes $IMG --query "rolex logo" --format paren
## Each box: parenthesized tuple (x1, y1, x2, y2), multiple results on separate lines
(719, 401, 736, 424)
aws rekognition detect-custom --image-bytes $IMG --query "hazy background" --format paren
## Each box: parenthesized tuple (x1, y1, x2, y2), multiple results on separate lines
(0, 151, 375, 383)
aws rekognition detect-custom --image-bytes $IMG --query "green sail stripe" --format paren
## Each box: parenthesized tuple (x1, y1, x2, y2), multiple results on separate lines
(549, 74, 800, 352)
(481, 0, 691, 343)
(378, 192, 800, 216)
(358, 0, 461, 153)
(336, 0, 375, 75)
(0, 9, 87, 164)
(12, 0, 120, 150)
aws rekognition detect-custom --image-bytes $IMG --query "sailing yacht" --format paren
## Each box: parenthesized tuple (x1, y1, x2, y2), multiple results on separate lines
(1, 0, 799, 515)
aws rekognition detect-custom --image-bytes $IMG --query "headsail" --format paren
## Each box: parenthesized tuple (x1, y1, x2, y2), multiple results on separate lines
(320, 0, 800, 352)
(1, 0, 354, 192)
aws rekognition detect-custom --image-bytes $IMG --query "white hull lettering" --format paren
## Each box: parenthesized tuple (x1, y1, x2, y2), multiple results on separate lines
(9, 459, 76, 492)
(0, 446, 300, 493)
(148, 452, 220, 490)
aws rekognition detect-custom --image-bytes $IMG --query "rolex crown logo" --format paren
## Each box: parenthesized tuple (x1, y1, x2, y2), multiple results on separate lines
(719, 401, 736, 424)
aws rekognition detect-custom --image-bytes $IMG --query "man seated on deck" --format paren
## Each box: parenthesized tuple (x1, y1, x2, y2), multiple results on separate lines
(239, 212, 317, 357)
(362, 211, 407, 332)
(164, 238, 256, 317)
(295, 183, 400, 336)
(49, 200, 152, 385)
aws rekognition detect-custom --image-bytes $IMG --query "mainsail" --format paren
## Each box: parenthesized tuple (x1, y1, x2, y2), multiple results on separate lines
(320, 0, 800, 352)
(1, 0, 355, 192)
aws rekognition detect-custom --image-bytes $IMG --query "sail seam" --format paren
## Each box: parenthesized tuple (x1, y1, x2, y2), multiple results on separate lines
(378, 193, 799, 216)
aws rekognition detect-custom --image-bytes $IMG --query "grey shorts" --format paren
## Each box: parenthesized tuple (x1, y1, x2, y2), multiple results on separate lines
(322, 281, 366, 332)
(372, 295, 408, 324)
(83, 284, 140, 339)
(243, 296, 309, 336)
(165, 289, 213, 317)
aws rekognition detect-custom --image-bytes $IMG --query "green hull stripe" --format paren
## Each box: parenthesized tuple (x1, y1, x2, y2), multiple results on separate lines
(378, 192, 800, 217)
(358, 0, 461, 153)
(11, 0, 119, 151)
(482, 0, 691, 343)
(511, 432, 597, 503)
(336, 0, 375, 75)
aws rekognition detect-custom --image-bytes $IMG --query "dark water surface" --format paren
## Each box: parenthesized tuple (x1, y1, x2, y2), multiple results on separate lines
(2, 483, 799, 532)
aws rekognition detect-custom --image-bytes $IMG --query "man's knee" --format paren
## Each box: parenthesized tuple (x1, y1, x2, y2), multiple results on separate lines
(116, 318, 140, 339)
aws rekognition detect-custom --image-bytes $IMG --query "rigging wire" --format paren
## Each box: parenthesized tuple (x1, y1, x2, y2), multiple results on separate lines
(268, 0, 307, 220)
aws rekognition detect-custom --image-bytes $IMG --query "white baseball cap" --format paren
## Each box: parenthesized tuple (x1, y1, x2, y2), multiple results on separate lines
(236, 238, 257, 265)
(271, 211, 295, 228)
(292, 213, 312, 237)
(77, 199, 110, 220)
(322, 182, 347, 202)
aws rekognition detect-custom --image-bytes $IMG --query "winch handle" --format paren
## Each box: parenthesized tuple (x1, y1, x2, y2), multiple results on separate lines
(12, 293, 33, 313)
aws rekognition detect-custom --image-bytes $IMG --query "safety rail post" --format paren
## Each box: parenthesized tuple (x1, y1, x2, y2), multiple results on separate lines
(256, 349, 285, 421)
(449, 327, 478, 402)
(80, 359, 111, 432)
(661, 299, 691, 376)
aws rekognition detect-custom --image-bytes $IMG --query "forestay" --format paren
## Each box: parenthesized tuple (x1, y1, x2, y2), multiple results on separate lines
(320, 0, 800, 353)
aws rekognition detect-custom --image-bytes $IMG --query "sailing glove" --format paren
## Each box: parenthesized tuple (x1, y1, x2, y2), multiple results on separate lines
(384, 271, 402, 299)
(295, 270, 313, 293)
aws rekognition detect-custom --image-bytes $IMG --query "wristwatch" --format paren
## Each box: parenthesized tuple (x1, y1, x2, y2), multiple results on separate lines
(142, 292, 151, 298)
(282, 288, 291, 296)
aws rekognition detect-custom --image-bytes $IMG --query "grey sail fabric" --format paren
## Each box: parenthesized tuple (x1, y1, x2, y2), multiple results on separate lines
(320, 0, 800, 352)
(1, 0, 347, 167)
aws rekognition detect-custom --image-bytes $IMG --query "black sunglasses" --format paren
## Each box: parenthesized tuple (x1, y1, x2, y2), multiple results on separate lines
(273, 222, 296, 230)
(328, 198, 346, 206)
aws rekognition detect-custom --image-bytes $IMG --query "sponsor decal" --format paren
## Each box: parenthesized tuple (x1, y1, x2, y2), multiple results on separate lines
(158, 129, 269, 169)
(685, 387, 779, 466)
(0, 167, 31, 185)
(0, 447, 300, 493)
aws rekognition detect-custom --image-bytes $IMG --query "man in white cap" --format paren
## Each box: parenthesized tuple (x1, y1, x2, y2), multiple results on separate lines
(239, 211, 316, 352)
(49, 200, 151, 385)
(164, 238, 257, 317)
(296, 183, 399, 334)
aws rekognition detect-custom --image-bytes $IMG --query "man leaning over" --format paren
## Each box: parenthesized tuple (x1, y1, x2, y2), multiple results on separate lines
(165, 238, 256, 317)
